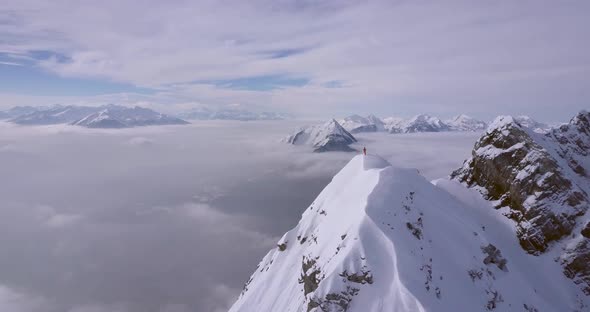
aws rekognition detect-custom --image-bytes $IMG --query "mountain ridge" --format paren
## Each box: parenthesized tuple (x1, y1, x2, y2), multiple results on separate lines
(452, 110, 590, 294)
(1, 104, 188, 128)
(229, 155, 589, 311)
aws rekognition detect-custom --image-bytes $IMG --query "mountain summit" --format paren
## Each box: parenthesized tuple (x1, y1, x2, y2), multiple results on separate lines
(283, 119, 357, 152)
(230, 155, 587, 311)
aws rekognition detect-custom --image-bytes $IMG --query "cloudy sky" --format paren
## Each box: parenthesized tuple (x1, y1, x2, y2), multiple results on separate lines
(0, 121, 479, 312)
(1, 1, 589, 120)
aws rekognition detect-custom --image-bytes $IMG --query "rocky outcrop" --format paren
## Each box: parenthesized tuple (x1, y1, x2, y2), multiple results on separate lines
(452, 111, 590, 294)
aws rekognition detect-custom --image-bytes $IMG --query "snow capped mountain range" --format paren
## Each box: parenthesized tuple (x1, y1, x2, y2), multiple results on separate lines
(341, 114, 487, 134)
(0, 104, 188, 128)
(283, 119, 357, 152)
(230, 154, 589, 312)
(285, 114, 551, 154)
(72, 105, 189, 128)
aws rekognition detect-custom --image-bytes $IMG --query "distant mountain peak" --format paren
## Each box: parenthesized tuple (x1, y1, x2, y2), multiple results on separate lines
(284, 119, 357, 152)
(339, 115, 385, 133)
(446, 115, 487, 132)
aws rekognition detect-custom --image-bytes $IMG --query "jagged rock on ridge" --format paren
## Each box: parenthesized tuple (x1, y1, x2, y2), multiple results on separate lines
(452, 111, 590, 294)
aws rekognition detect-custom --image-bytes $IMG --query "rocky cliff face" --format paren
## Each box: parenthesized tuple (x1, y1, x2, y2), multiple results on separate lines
(451, 111, 590, 294)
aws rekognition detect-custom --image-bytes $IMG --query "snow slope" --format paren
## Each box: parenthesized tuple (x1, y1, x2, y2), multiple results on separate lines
(283, 119, 357, 152)
(230, 155, 588, 312)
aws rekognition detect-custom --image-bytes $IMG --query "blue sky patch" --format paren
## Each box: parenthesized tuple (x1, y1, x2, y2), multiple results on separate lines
(0, 54, 153, 96)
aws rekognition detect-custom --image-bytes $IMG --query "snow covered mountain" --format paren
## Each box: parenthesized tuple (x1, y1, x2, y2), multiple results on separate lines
(445, 114, 487, 132)
(403, 114, 451, 133)
(0, 106, 43, 120)
(3, 104, 188, 128)
(230, 155, 588, 312)
(339, 115, 385, 133)
(283, 119, 357, 152)
(9, 105, 99, 125)
(178, 108, 287, 121)
(383, 114, 451, 133)
(382, 116, 406, 133)
(452, 111, 590, 295)
(513, 116, 551, 133)
(71, 105, 188, 128)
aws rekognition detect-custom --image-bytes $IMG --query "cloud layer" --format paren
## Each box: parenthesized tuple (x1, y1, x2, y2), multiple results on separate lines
(1, 1, 589, 120)
(0, 120, 479, 311)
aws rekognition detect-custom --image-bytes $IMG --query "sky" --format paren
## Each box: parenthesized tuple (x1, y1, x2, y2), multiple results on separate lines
(0, 120, 480, 312)
(0, 1, 589, 121)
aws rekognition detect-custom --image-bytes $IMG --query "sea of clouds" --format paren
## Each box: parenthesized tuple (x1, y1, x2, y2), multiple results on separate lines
(0, 120, 479, 312)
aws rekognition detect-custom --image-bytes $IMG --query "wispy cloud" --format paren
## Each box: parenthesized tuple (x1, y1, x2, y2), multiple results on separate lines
(0, 61, 23, 66)
(0, 1, 589, 119)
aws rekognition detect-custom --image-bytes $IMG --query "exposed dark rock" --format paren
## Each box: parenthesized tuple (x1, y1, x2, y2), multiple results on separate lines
(311, 286, 360, 312)
(278, 242, 287, 251)
(485, 289, 503, 310)
(406, 218, 423, 240)
(582, 222, 590, 238)
(451, 111, 590, 294)
(339, 270, 373, 285)
(562, 239, 590, 295)
(299, 257, 322, 296)
(481, 244, 508, 272)
(468, 269, 483, 282)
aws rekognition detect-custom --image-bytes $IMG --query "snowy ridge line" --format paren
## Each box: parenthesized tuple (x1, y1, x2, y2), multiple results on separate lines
(229, 155, 588, 312)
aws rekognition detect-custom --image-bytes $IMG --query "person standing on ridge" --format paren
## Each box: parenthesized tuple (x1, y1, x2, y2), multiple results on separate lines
(363, 147, 367, 155)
